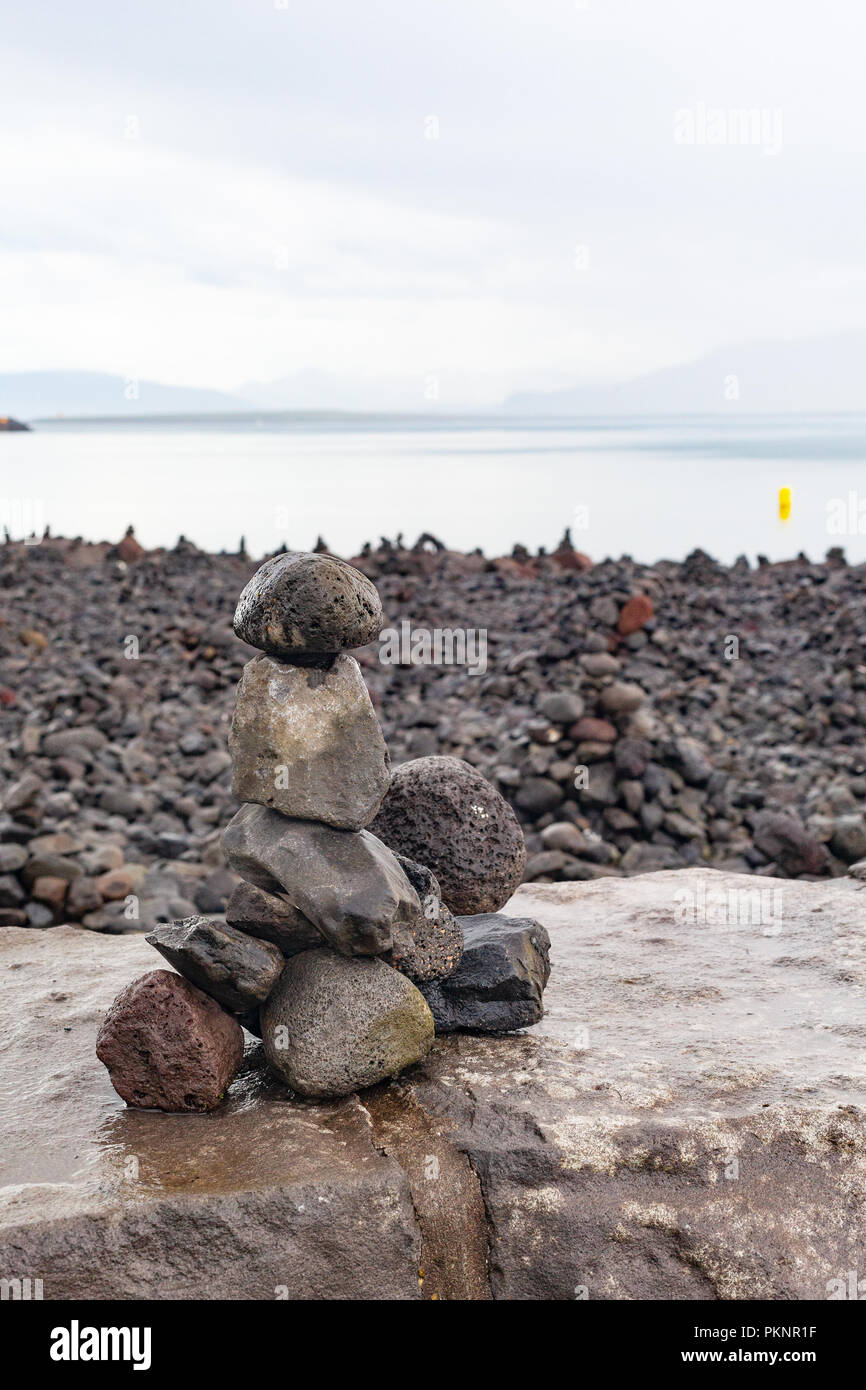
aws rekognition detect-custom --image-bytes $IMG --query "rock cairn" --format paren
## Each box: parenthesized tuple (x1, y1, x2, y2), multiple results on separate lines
(96, 551, 551, 1110)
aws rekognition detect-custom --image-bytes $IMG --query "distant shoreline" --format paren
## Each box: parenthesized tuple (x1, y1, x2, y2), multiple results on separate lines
(0, 529, 855, 574)
(19, 408, 866, 429)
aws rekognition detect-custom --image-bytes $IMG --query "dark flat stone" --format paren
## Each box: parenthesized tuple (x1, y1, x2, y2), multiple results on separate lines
(146, 916, 284, 1014)
(420, 912, 550, 1034)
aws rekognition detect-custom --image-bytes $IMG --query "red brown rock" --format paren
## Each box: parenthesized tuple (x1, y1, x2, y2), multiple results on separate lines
(95, 969, 244, 1112)
(616, 594, 654, 635)
(116, 526, 145, 563)
(31, 876, 68, 912)
(551, 547, 592, 572)
(569, 716, 617, 743)
(491, 556, 536, 579)
(96, 866, 140, 900)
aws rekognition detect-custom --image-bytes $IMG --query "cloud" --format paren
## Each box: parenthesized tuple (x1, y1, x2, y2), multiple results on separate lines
(2, 0, 866, 398)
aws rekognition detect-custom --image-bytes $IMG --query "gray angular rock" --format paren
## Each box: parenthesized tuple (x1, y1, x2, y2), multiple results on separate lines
(225, 880, 323, 955)
(387, 855, 463, 984)
(222, 803, 421, 957)
(146, 916, 284, 1014)
(370, 756, 526, 916)
(233, 550, 383, 658)
(261, 948, 434, 1097)
(229, 652, 389, 830)
(420, 913, 550, 1034)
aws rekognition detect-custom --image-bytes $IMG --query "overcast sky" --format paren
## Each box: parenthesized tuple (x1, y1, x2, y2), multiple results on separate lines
(3, 0, 866, 404)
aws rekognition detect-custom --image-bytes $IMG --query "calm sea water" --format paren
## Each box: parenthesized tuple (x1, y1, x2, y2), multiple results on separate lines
(3, 413, 866, 564)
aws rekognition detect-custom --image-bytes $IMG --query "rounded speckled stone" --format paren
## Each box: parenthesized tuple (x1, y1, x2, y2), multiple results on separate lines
(261, 949, 434, 1098)
(232, 551, 383, 657)
(370, 756, 527, 916)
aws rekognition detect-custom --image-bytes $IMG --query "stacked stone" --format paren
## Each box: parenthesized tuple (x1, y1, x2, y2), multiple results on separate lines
(95, 551, 552, 1112)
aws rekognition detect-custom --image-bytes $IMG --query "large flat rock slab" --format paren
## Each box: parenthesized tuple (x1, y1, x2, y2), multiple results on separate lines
(1, 869, 864, 1299)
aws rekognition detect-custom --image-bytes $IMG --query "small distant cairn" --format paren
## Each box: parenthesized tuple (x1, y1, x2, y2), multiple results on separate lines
(96, 552, 551, 1110)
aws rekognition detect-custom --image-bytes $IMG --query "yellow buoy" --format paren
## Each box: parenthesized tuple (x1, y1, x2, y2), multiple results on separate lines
(778, 486, 791, 521)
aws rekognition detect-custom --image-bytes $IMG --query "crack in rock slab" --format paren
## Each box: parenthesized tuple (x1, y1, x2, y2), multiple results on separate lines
(360, 1082, 491, 1300)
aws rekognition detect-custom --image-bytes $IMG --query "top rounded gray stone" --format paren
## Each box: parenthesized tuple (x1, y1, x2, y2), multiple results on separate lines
(233, 551, 383, 657)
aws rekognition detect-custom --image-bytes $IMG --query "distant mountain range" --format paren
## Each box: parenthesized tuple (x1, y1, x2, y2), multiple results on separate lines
(3, 336, 866, 421)
(0, 371, 244, 420)
(504, 335, 866, 415)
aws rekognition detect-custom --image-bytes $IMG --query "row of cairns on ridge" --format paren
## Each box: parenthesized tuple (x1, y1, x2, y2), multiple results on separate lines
(96, 550, 552, 1109)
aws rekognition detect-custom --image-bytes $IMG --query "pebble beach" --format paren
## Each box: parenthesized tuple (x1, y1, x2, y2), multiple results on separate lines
(1, 528, 865, 933)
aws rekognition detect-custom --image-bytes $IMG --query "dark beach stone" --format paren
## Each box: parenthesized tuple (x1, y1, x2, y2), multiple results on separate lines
(0, 908, 27, 926)
(537, 690, 584, 724)
(225, 880, 322, 955)
(229, 652, 389, 830)
(193, 866, 238, 915)
(369, 755, 526, 915)
(614, 737, 652, 780)
(829, 816, 866, 865)
(2, 772, 43, 813)
(420, 912, 551, 1034)
(42, 726, 107, 758)
(570, 716, 617, 743)
(752, 811, 829, 876)
(233, 551, 383, 658)
(579, 651, 620, 677)
(664, 736, 713, 788)
(146, 916, 284, 1014)
(222, 803, 422, 957)
(514, 776, 563, 816)
(0, 876, 25, 909)
(540, 822, 588, 855)
(26, 902, 55, 928)
(525, 849, 570, 878)
(599, 681, 646, 714)
(21, 854, 82, 888)
(0, 845, 27, 874)
(261, 948, 434, 1098)
(95, 969, 244, 1112)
